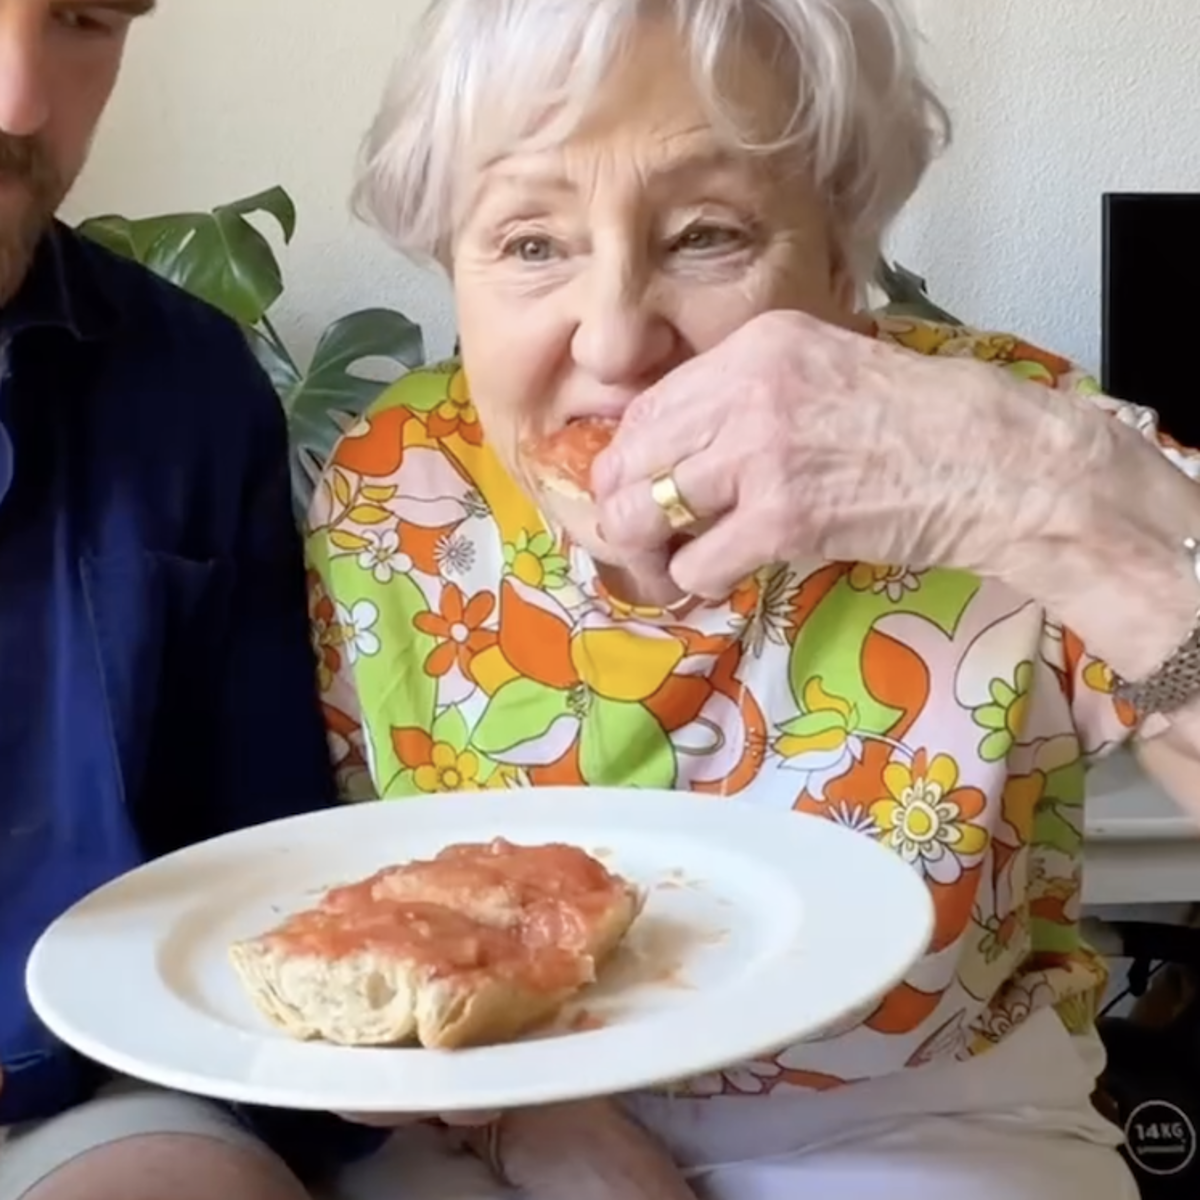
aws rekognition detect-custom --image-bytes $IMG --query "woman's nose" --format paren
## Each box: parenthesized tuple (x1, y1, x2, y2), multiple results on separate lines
(0, 13, 50, 137)
(569, 262, 677, 388)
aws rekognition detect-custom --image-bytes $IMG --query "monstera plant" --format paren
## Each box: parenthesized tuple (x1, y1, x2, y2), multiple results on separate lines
(875, 258, 961, 325)
(76, 185, 426, 515)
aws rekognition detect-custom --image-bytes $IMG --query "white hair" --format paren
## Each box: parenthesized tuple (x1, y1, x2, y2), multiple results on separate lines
(352, 0, 950, 288)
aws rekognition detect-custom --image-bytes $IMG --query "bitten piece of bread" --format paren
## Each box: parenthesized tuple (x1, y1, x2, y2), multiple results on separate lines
(229, 839, 641, 1050)
(523, 417, 618, 501)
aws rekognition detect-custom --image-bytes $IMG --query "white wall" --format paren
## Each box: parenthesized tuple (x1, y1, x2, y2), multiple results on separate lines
(63, 0, 460, 363)
(892, 0, 1200, 370)
(65, 0, 1200, 375)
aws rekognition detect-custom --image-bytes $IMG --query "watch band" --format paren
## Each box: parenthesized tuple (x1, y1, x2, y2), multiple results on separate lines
(1114, 536, 1200, 718)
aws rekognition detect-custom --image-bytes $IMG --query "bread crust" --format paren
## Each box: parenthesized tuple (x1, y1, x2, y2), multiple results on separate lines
(229, 840, 642, 1050)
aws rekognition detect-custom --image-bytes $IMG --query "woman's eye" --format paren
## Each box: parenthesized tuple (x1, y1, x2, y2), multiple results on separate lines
(54, 10, 119, 35)
(671, 225, 744, 254)
(503, 236, 557, 263)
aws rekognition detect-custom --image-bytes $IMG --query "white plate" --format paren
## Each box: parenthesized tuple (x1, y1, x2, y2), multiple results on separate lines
(26, 788, 933, 1113)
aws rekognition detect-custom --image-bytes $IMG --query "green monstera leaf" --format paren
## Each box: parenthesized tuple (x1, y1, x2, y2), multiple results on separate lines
(77, 184, 429, 522)
(874, 258, 962, 326)
(78, 186, 296, 327)
(78, 184, 429, 520)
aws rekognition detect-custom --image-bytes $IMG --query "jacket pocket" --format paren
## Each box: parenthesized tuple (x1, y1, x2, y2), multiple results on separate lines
(79, 550, 233, 800)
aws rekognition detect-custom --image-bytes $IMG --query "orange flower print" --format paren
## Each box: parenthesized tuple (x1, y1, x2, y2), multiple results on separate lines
(390, 726, 511, 795)
(426, 368, 483, 446)
(412, 584, 497, 678)
(330, 407, 413, 477)
(870, 750, 988, 884)
(307, 572, 342, 692)
(468, 578, 684, 789)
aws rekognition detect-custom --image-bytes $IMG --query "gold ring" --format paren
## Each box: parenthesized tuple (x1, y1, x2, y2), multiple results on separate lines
(650, 469, 699, 531)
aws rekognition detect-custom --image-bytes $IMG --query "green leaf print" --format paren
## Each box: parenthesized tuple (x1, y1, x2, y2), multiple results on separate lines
(380, 767, 418, 798)
(790, 569, 980, 735)
(370, 359, 458, 415)
(579, 696, 676, 789)
(323, 555, 437, 784)
(972, 661, 1034, 763)
(432, 705, 469, 748)
(433, 705, 501, 785)
(473, 679, 573, 758)
(1032, 760, 1086, 857)
(777, 708, 856, 740)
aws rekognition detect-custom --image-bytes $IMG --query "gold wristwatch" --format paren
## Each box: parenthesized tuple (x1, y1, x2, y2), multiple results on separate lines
(1114, 536, 1200, 717)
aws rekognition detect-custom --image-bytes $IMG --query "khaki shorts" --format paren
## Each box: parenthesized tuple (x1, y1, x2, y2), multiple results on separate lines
(0, 1080, 266, 1200)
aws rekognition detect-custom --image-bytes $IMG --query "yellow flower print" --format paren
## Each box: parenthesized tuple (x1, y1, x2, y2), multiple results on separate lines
(569, 625, 684, 703)
(426, 368, 483, 446)
(773, 678, 863, 800)
(1082, 659, 1139, 727)
(879, 319, 956, 357)
(503, 529, 569, 590)
(871, 750, 989, 884)
(971, 334, 1019, 363)
(971, 661, 1033, 762)
(413, 741, 480, 793)
(847, 562, 923, 602)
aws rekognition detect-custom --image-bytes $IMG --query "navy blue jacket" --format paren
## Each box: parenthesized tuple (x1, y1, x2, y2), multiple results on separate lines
(0, 225, 383, 1180)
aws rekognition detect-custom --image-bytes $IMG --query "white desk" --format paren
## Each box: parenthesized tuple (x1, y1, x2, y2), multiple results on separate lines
(1084, 748, 1200, 907)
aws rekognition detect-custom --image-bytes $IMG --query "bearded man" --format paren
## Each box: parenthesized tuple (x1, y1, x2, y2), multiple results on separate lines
(0, 5, 378, 1198)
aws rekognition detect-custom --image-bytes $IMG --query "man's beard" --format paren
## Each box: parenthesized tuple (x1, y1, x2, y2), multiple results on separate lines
(0, 134, 63, 307)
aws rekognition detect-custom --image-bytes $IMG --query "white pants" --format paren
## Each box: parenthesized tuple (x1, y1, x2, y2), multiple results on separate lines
(336, 1008, 1139, 1200)
(343, 1119, 1135, 1200)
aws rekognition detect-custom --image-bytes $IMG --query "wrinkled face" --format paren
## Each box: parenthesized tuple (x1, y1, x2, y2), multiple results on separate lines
(451, 18, 854, 559)
(0, 0, 149, 304)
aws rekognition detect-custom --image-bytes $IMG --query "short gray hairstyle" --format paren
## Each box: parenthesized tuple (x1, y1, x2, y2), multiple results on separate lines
(352, 0, 950, 288)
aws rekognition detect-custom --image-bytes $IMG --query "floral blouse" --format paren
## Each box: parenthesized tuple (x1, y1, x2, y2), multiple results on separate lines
(304, 316, 1200, 1096)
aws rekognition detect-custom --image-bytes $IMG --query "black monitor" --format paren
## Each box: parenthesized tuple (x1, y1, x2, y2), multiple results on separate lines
(1102, 192, 1200, 447)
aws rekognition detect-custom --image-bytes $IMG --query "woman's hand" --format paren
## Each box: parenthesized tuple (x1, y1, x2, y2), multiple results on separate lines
(343, 1100, 697, 1199)
(592, 308, 1200, 691)
(492, 1099, 698, 1200)
(592, 308, 1106, 603)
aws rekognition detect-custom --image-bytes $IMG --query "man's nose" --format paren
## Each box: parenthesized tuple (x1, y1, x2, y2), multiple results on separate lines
(0, 12, 49, 137)
(570, 260, 677, 389)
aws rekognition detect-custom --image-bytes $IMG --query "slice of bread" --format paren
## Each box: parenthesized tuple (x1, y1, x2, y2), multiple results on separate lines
(229, 839, 641, 1050)
(523, 417, 618, 501)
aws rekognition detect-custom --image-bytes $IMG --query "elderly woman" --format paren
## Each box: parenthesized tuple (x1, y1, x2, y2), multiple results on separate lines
(308, 1, 1200, 1197)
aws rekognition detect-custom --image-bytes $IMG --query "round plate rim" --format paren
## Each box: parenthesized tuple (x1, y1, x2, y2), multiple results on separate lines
(26, 788, 934, 1112)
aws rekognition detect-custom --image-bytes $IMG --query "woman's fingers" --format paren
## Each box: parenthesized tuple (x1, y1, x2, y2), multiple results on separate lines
(591, 370, 723, 498)
(668, 513, 770, 601)
(597, 449, 735, 554)
(499, 1100, 699, 1200)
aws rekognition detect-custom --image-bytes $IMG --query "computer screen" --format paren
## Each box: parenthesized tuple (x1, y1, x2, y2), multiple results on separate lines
(1102, 192, 1200, 447)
